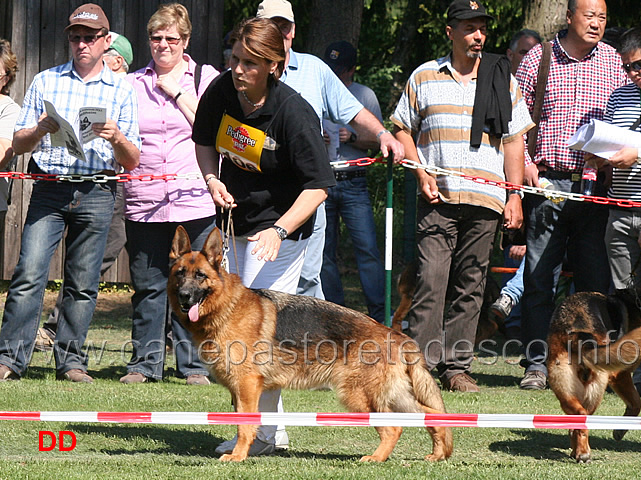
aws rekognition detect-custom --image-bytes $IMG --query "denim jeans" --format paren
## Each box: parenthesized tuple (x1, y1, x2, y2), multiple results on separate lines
(125, 217, 215, 380)
(0, 180, 116, 377)
(44, 182, 127, 333)
(321, 176, 385, 322)
(500, 253, 524, 330)
(520, 178, 610, 374)
(296, 202, 325, 299)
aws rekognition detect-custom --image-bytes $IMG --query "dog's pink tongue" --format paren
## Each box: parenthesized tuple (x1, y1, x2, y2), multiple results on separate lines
(188, 304, 199, 323)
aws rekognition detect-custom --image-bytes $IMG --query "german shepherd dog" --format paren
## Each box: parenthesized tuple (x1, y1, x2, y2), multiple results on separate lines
(547, 289, 641, 463)
(167, 226, 453, 463)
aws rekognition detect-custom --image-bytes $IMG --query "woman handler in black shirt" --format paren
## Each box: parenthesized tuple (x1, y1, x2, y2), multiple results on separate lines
(193, 17, 334, 271)
(191, 17, 335, 456)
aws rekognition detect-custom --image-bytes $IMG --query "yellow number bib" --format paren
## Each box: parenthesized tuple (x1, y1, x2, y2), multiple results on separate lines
(216, 113, 267, 173)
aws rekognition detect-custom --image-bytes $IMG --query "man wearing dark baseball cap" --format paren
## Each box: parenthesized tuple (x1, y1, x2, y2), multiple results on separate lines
(321, 39, 387, 345)
(446, 0, 494, 22)
(323, 41, 357, 75)
(0, 3, 140, 384)
(390, 0, 533, 393)
(65, 3, 110, 31)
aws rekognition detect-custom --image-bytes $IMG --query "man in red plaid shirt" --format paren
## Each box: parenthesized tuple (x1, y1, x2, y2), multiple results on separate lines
(515, 0, 628, 390)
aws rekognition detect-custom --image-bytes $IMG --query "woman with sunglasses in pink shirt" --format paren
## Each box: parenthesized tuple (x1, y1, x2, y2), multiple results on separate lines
(121, 3, 220, 385)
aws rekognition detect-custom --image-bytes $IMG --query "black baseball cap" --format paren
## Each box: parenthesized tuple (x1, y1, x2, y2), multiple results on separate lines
(447, 0, 494, 22)
(323, 41, 357, 75)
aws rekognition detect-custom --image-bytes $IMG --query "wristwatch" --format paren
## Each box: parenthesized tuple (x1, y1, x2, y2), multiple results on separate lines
(270, 225, 288, 241)
(347, 132, 357, 144)
(508, 189, 524, 200)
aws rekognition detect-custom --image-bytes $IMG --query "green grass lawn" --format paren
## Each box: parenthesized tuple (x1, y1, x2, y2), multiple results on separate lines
(0, 287, 640, 479)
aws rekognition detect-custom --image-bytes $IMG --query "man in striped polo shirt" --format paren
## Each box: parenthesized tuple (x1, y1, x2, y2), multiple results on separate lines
(392, 0, 533, 393)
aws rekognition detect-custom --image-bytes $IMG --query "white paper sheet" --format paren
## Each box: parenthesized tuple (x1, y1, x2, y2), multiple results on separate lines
(567, 119, 641, 159)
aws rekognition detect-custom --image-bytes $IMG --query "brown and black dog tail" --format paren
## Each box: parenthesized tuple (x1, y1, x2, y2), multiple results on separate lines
(582, 327, 641, 372)
(407, 361, 454, 459)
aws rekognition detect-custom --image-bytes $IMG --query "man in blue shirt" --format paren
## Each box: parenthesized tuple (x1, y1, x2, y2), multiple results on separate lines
(0, 3, 140, 384)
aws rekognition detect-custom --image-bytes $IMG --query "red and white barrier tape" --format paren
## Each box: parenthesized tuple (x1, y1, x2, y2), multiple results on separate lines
(1, 411, 640, 430)
(332, 157, 641, 209)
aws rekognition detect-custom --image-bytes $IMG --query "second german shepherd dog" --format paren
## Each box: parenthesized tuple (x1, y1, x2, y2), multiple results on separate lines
(168, 226, 453, 463)
(547, 289, 641, 463)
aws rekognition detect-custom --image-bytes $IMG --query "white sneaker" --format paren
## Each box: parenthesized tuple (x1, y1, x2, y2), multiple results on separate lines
(274, 430, 289, 450)
(214, 436, 275, 456)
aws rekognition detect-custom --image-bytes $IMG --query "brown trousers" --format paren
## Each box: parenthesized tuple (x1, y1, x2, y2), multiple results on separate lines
(406, 199, 499, 381)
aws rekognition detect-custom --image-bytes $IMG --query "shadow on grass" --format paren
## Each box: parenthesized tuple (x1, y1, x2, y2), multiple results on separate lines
(474, 372, 522, 388)
(489, 429, 641, 461)
(66, 423, 359, 461)
(68, 423, 223, 457)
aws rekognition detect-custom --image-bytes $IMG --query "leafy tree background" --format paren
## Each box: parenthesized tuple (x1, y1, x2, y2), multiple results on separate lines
(224, 0, 638, 119)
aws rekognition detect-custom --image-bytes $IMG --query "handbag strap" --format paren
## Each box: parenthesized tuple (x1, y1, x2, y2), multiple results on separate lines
(194, 63, 202, 95)
(527, 41, 552, 159)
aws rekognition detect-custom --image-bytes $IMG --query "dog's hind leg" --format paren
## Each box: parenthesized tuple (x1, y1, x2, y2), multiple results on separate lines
(219, 376, 263, 462)
(608, 370, 641, 441)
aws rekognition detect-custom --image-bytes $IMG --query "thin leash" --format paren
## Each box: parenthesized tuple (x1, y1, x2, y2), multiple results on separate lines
(221, 204, 238, 273)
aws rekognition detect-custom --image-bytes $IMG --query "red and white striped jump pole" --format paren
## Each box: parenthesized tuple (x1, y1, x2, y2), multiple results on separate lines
(1, 411, 640, 430)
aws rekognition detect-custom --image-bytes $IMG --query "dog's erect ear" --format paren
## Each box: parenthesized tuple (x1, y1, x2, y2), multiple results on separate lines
(170, 225, 192, 261)
(202, 227, 224, 269)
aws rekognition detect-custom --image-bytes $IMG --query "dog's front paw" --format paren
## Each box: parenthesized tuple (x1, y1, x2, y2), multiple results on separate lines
(425, 452, 447, 462)
(359, 455, 385, 462)
(219, 453, 247, 462)
(572, 451, 591, 463)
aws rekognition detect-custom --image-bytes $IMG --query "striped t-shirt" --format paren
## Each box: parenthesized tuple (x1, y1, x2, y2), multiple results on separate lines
(391, 54, 534, 214)
(604, 83, 641, 201)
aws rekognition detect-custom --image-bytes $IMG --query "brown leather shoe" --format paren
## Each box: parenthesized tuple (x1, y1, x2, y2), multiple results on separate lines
(442, 373, 480, 393)
(0, 364, 19, 381)
(120, 372, 149, 384)
(57, 369, 93, 383)
(186, 374, 211, 386)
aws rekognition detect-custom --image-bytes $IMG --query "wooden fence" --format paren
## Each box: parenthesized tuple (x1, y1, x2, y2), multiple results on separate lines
(0, 0, 223, 282)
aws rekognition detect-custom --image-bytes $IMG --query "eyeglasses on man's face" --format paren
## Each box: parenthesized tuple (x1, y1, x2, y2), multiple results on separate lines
(149, 35, 182, 45)
(68, 33, 106, 45)
(622, 60, 641, 73)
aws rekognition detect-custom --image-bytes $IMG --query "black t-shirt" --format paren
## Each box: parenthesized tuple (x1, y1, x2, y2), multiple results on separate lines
(192, 71, 335, 239)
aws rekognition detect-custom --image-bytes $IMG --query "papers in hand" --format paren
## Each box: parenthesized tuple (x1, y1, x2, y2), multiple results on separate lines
(567, 119, 641, 159)
(44, 100, 106, 162)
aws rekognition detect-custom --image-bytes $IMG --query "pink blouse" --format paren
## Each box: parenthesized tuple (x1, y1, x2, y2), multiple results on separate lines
(124, 54, 219, 222)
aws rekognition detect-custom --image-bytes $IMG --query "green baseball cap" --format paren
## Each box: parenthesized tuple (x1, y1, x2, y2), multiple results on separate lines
(109, 31, 133, 65)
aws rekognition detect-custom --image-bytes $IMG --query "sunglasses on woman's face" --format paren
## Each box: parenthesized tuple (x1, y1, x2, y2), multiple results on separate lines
(622, 60, 641, 73)
(149, 36, 181, 45)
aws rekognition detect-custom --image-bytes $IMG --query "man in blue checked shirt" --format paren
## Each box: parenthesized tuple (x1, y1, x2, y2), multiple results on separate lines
(0, 3, 140, 384)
